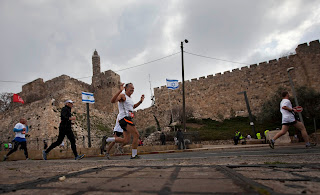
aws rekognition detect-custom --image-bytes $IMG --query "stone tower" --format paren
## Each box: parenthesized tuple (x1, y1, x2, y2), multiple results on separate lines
(90, 49, 121, 113)
(92, 50, 101, 88)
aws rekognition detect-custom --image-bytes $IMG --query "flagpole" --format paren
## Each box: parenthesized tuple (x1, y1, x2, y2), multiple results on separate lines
(82, 91, 94, 148)
(86, 103, 91, 148)
(167, 88, 174, 130)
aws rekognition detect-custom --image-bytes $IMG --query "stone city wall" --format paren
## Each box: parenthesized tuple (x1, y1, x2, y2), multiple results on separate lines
(134, 40, 320, 130)
(1, 75, 116, 149)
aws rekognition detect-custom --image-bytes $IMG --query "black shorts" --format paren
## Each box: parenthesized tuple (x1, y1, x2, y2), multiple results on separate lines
(113, 131, 123, 137)
(119, 117, 135, 131)
(282, 121, 297, 126)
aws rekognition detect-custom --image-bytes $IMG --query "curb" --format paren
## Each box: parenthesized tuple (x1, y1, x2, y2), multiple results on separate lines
(107, 143, 281, 157)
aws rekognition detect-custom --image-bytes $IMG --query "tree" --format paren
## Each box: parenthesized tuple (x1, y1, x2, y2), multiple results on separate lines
(258, 87, 286, 124)
(0, 92, 13, 112)
(171, 106, 194, 124)
(295, 86, 320, 119)
(153, 115, 161, 131)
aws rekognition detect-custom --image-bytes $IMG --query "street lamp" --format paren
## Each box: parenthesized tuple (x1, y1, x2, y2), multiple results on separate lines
(287, 67, 304, 124)
(237, 91, 257, 138)
(181, 39, 188, 132)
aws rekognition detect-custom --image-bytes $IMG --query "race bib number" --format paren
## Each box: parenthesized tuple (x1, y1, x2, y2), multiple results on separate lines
(129, 111, 134, 118)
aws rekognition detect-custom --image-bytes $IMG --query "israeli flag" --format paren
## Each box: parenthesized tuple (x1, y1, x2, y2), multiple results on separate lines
(82, 92, 95, 104)
(166, 79, 179, 90)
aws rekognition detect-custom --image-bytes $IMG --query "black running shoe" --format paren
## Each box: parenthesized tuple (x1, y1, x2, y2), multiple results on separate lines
(105, 153, 110, 160)
(75, 154, 85, 160)
(269, 140, 275, 149)
(306, 143, 317, 148)
(130, 155, 141, 159)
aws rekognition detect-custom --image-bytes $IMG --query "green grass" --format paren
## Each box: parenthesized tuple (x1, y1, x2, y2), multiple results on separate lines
(185, 116, 318, 141)
(95, 123, 111, 132)
(186, 117, 281, 141)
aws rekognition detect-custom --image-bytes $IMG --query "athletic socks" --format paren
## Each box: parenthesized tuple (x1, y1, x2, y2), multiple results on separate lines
(132, 149, 137, 157)
(106, 137, 115, 142)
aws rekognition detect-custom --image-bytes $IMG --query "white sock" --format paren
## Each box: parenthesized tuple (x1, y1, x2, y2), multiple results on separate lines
(132, 149, 137, 157)
(106, 137, 115, 142)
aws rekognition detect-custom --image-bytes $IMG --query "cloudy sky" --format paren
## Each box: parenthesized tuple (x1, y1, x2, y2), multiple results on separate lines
(0, 0, 319, 109)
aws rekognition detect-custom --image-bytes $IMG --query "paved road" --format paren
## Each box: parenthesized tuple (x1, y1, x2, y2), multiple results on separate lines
(1, 145, 319, 194)
(105, 144, 320, 161)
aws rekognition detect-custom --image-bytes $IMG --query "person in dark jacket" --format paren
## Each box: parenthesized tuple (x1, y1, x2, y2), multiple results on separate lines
(43, 140, 48, 150)
(160, 132, 166, 145)
(176, 129, 185, 150)
(42, 100, 85, 160)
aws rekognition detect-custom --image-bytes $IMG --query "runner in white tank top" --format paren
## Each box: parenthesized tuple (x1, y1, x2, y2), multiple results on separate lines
(269, 91, 314, 149)
(106, 83, 145, 159)
(118, 93, 135, 120)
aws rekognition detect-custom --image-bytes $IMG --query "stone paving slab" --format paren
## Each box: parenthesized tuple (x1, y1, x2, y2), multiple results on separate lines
(0, 165, 251, 194)
(1, 145, 320, 194)
(230, 164, 320, 194)
(6, 189, 78, 195)
(172, 178, 244, 193)
(256, 180, 320, 194)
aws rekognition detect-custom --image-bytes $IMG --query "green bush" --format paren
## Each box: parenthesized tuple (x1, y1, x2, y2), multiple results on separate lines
(187, 117, 278, 141)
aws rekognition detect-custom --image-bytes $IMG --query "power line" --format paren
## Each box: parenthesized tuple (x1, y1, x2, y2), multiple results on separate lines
(0, 51, 181, 84)
(68, 51, 181, 80)
(184, 51, 250, 65)
(113, 51, 180, 72)
(0, 80, 27, 84)
(75, 51, 180, 80)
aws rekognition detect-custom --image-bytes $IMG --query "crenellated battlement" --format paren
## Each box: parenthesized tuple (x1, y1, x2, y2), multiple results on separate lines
(296, 40, 320, 54)
(147, 39, 320, 128)
(154, 40, 320, 95)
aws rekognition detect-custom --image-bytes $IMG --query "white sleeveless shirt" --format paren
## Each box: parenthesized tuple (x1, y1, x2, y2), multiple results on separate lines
(118, 92, 134, 120)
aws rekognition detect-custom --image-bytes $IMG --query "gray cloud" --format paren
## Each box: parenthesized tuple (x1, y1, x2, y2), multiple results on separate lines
(0, 0, 319, 108)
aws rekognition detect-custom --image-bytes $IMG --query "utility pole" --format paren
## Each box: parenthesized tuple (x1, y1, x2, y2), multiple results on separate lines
(181, 39, 188, 132)
(237, 91, 257, 138)
(287, 67, 304, 124)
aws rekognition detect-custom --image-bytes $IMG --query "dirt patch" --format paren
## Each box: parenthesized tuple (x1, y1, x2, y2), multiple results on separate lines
(187, 123, 204, 129)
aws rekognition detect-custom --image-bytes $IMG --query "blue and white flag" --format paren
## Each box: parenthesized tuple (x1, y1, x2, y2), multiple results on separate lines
(82, 92, 95, 104)
(166, 79, 179, 90)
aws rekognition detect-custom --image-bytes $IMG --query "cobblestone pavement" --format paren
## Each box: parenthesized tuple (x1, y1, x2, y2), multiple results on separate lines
(0, 145, 319, 194)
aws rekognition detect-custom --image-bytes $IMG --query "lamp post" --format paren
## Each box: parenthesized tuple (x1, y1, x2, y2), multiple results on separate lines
(287, 67, 304, 124)
(237, 91, 257, 138)
(181, 39, 188, 132)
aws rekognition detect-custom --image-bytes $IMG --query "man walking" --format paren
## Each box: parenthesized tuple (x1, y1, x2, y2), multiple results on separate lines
(269, 91, 314, 149)
(42, 100, 85, 160)
(160, 132, 166, 145)
(176, 129, 185, 150)
(3, 118, 29, 161)
(234, 130, 242, 145)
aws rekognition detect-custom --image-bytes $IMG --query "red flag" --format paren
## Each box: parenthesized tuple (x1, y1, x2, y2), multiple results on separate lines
(13, 94, 24, 104)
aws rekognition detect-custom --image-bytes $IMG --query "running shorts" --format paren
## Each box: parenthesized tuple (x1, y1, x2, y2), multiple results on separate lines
(282, 121, 297, 126)
(113, 131, 123, 137)
(119, 117, 135, 131)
